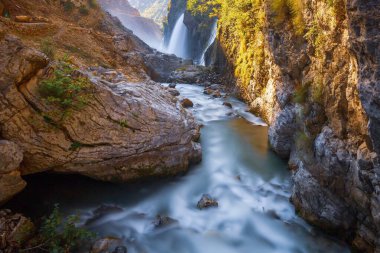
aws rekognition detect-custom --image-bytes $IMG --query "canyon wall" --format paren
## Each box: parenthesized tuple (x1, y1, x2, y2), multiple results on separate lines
(182, 0, 380, 251)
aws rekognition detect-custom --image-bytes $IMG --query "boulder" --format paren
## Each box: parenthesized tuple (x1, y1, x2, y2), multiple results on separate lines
(181, 98, 194, 108)
(197, 194, 218, 209)
(0, 35, 201, 183)
(168, 83, 177, 88)
(0, 210, 35, 250)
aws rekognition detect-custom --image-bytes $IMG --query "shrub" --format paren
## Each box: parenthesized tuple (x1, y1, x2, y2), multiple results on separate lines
(40, 38, 55, 59)
(38, 59, 93, 111)
(62, 0, 75, 12)
(79, 6, 89, 15)
(39, 205, 95, 253)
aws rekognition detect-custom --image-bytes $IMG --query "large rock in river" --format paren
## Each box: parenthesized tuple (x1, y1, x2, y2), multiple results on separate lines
(0, 35, 201, 183)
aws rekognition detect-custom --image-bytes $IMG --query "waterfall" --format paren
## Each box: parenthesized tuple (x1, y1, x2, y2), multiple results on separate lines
(166, 13, 189, 59)
(199, 20, 218, 66)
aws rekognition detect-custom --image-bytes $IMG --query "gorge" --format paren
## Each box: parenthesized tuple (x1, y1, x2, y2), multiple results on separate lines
(0, 0, 379, 252)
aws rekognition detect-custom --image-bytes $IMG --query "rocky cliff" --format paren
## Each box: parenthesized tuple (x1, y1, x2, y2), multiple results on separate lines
(187, 0, 380, 251)
(98, 0, 163, 49)
(129, 0, 169, 27)
(0, 0, 201, 204)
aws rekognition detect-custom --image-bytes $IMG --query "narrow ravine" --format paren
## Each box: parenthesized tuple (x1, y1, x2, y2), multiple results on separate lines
(7, 84, 350, 253)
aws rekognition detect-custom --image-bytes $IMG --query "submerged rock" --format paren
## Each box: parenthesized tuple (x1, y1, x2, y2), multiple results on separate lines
(0, 35, 202, 185)
(223, 102, 232, 108)
(86, 204, 124, 225)
(153, 215, 178, 228)
(197, 194, 218, 209)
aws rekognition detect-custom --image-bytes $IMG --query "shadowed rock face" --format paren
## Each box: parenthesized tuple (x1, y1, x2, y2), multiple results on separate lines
(0, 35, 201, 183)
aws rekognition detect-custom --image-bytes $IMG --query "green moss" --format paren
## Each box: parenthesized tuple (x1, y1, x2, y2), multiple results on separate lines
(270, 0, 305, 35)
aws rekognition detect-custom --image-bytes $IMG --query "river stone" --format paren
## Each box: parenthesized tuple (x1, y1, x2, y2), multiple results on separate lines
(168, 88, 180, 96)
(0, 35, 202, 182)
(223, 102, 232, 108)
(153, 215, 178, 228)
(181, 98, 194, 108)
(197, 194, 218, 209)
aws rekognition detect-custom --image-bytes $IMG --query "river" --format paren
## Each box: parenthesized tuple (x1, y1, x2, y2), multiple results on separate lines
(6, 84, 350, 253)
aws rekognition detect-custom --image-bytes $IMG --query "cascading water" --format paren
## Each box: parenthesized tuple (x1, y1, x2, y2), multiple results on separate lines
(199, 20, 218, 66)
(166, 13, 189, 59)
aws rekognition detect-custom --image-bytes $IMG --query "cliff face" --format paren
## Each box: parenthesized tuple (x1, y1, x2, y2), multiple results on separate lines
(98, 0, 163, 49)
(129, 0, 169, 27)
(188, 0, 380, 251)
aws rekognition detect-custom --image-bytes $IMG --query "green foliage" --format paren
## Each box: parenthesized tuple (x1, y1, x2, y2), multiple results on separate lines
(119, 119, 129, 128)
(40, 38, 56, 60)
(270, 0, 305, 35)
(62, 0, 75, 12)
(39, 205, 95, 253)
(69, 141, 83, 151)
(38, 60, 93, 110)
(79, 6, 90, 15)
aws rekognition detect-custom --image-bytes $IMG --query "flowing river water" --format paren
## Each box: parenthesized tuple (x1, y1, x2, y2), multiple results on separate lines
(7, 84, 350, 253)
